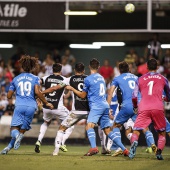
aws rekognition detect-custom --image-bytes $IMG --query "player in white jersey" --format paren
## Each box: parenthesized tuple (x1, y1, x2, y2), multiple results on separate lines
(35, 63, 74, 153)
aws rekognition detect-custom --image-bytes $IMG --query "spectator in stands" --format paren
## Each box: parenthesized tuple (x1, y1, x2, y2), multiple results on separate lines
(4, 67, 13, 82)
(62, 49, 76, 66)
(164, 62, 170, 77)
(0, 86, 6, 95)
(34, 52, 42, 65)
(113, 61, 120, 77)
(144, 33, 162, 60)
(61, 57, 72, 77)
(161, 49, 170, 69)
(10, 47, 24, 76)
(124, 49, 137, 64)
(2, 77, 11, 93)
(38, 65, 46, 78)
(42, 53, 54, 75)
(0, 60, 5, 75)
(137, 57, 148, 76)
(53, 48, 61, 63)
(99, 59, 113, 84)
(0, 72, 5, 86)
(0, 94, 8, 118)
(4, 98, 15, 116)
(157, 60, 164, 74)
(129, 63, 137, 75)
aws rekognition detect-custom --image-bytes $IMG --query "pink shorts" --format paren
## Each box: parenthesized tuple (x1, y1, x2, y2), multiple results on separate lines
(133, 110, 166, 131)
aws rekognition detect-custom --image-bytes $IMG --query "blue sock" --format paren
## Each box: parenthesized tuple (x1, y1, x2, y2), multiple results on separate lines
(108, 127, 126, 151)
(7, 138, 15, 149)
(11, 129, 19, 139)
(87, 128, 96, 148)
(145, 131, 155, 147)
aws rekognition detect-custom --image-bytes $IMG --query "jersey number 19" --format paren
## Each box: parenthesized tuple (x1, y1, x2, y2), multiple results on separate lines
(18, 81, 31, 96)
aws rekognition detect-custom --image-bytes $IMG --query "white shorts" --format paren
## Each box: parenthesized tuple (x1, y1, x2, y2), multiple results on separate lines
(61, 110, 88, 128)
(43, 107, 69, 122)
(124, 118, 134, 130)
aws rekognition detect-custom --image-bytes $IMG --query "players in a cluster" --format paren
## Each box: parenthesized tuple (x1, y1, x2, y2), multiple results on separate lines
(34, 63, 74, 154)
(1, 56, 170, 161)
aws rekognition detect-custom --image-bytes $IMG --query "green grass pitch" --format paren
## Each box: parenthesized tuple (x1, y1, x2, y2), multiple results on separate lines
(0, 145, 170, 170)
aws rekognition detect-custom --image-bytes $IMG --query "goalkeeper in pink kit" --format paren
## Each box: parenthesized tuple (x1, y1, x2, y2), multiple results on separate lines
(129, 58, 170, 160)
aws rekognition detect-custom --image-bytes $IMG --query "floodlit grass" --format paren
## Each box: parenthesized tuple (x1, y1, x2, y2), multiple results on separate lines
(0, 145, 170, 170)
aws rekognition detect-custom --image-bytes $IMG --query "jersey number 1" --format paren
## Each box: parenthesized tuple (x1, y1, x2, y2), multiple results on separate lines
(147, 81, 154, 95)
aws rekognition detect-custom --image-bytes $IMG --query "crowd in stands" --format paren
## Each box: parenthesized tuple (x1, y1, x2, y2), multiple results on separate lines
(0, 36, 170, 124)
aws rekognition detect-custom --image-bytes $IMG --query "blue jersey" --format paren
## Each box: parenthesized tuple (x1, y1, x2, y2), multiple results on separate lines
(111, 73, 138, 105)
(83, 73, 109, 109)
(9, 73, 40, 109)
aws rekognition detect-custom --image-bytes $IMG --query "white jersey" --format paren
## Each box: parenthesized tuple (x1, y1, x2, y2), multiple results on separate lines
(41, 74, 68, 109)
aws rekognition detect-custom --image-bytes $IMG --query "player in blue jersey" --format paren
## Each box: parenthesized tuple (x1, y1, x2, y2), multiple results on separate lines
(107, 61, 138, 155)
(1, 56, 53, 155)
(66, 58, 129, 156)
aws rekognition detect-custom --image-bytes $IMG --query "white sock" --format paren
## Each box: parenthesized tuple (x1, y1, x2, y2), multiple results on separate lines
(55, 130, 64, 148)
(127, 133, 132, 141)
(98, 126, 106, 149)
(38, 122, 48, 143)
(115, 147, 122, 152)
(61, 126, 74, 145)
(107, 138, 113, 151)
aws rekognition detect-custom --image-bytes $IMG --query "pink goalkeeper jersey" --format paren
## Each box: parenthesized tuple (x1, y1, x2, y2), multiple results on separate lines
(133, 72, 170, 112)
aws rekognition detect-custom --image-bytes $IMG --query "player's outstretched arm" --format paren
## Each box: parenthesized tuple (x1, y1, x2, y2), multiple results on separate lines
(66, 85, 87, 98)
(7, 90, 14, 99)
(42, 83, 66, 94)
(107, 85, 116, 105)
(35, 85, 54, 109)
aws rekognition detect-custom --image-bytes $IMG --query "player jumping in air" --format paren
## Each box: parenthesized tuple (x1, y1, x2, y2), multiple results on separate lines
(129, 58, 170, 160)
(34, 63, 73, 154)
(1, 56, 53, 155)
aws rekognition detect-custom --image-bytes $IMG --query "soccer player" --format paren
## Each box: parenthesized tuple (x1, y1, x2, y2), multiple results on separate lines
(1, 56, 53, 155)
(34, 63, 73, 154)
(67, 58, 129, 156)
(129, 58, 170, 160)
(46, 62, 90, 155)
(107, 61, 138, 155)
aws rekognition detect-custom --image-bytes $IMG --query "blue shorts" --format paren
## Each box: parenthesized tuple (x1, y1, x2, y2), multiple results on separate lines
(11, 105, 36, 130)
(87, 107, 110, 130)
(110, 104, 118, 116)
(114, 104, 136, 125)
(166, 117, 170, 133)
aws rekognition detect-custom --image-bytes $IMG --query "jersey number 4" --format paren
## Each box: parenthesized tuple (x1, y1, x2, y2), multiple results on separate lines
(18, 81, 31, 96)
(100, 83, 105, 96)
